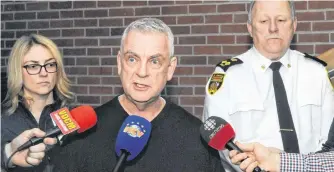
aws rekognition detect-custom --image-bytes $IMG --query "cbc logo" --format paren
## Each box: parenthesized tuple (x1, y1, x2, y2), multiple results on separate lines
(204, 119, 216, 131)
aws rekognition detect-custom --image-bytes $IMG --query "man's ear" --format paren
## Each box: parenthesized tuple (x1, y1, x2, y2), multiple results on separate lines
(167, 56, 177, 81)
(247, 22, 253, 38)
(293, 17, 297, 33)
(117, 51, 121, 75)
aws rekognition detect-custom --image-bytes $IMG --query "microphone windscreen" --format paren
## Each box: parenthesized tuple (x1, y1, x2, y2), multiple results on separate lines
(115, 115, 151, 161)
(70, 105, 97, 133)
(200, 116, 235, 150)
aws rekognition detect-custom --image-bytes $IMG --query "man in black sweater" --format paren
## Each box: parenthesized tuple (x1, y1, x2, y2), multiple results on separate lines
(53, 18, 225, 172)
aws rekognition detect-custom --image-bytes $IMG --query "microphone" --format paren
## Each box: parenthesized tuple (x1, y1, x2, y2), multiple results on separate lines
(200, 116, 265, 172)
(113, 115, 152, 172)
(17, 105, 97, 152)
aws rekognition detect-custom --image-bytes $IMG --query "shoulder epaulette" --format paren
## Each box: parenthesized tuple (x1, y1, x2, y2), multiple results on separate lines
(304, 53, 327, 67)
(216, 58, 243, 71)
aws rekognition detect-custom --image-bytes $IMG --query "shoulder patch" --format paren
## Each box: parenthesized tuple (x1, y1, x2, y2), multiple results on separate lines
(304, 53, 327, 67)
(208, 73, 225, 95)
(216, 58, 243, 72)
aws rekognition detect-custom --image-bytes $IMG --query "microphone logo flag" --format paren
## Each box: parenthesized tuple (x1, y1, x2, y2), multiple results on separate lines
(123, 121, 147, 138)
(50, 107, 80, 135)
(204, 118, 216, 131)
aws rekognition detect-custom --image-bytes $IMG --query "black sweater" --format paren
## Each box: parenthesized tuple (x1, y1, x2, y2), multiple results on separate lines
(53, 96, 225, 172)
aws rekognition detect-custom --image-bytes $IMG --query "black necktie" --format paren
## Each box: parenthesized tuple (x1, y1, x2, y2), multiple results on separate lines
(270, 62, 300, 153)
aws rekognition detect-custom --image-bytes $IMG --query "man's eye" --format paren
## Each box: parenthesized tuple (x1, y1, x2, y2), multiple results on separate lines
(128, 57, 136, 63)
(278, 19, 286, 22)
(151, 59, 159, 64)
(260, 20, 268, 23)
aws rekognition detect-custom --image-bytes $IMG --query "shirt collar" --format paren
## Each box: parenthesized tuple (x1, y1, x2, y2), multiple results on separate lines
(252, 47, 292, 72)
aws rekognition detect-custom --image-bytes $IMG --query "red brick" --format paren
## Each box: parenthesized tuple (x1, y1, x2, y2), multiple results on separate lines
(179, 36, 206, 44)
(296, 22, 311, 32)
(195, 86, 206, 95)
(77, 77, 101, 85)
(170, 26, 190, 35)
(194, 46, 221, 55)
(174, 66, 193, 75)
(178, 16, 204, 24)
(296, 12, 325, 21)
(156, 16, 177, 25)
(77, 96, 100, 104)
(75, 38, 97, 47)
(71, 86, 88, 94)
(192, 25, 219, 34)
(89, 86, 113, 94)
(65, 67, 87, 75)
(109, 8, 134, 17)
(309, 1, 334, 9)
(234, 13, 248, 23)
(149, 1, 174, 6)
(102, 77, 121, 85)
(290, 44, 314, 54)
(76, 57, 99, 65)
(313, 22, 334, 31)
(326, 11, 334, 20)
(294, 1, 307, 10)
(298, 33, 329, 43)
(166, 87, 193, 95)
(179, 56, 207, 65)
(98, 1, 121, 7)
(181, 106, 193, 114)
(73, 1, 96, 8)
(205, 14, 232, 23)
(194, 66, 215, 75)
(174, 46, 192, 55)
(223, 45, 250, 55)
(99, 18, 123, 27)
(88, 67, 113, 75)
(180, 96, 205, 105)
(84, 9, 108, 18)
(331, 33, 334, 42)
(179, 77, 207, 85)
(221, 24, 247, 33)
(315, 44, 334, 54)
(218, 4, 246, 12)
(189, 5, 216, 14)
(135, 7, 160, 16)
(236, 35, 252, 44)
(208, 35, 235, 44)
(162, 6, 188, 15)
(176, 1, 203, 4)
(123, 1, 147, 6)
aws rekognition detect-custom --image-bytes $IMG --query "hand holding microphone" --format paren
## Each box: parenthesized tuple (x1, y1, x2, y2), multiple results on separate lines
(200, 116, 266, 172)
(5, 128, 57, 168)
(5, 105, 97, 169)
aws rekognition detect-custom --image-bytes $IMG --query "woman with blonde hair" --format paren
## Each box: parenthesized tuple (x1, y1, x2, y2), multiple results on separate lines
(1, 34, 74, 172)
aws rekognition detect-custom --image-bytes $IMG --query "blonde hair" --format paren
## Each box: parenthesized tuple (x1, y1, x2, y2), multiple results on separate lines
(2, 34, 74, 115)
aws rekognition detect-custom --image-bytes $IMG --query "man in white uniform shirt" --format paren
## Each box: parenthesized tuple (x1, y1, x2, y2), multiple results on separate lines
(203, 1, 334, 171)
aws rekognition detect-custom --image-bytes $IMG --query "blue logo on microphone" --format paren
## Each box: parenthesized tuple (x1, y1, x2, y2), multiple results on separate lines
(123, 121, 146, 138)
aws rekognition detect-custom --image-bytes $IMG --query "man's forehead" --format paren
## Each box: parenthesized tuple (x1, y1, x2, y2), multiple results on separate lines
(253, 1, 291, 16)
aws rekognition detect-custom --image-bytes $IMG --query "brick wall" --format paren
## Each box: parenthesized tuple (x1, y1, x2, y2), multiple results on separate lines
(1, 1, 333, 119)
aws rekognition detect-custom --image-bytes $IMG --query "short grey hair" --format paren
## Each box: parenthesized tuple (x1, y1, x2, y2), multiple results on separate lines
(247, 1, 296, 24)
(120, 18, 174, 57)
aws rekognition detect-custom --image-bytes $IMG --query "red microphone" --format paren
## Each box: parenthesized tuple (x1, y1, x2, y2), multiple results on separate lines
(17, 105, 97, 151)
(200, 116, 265, 172)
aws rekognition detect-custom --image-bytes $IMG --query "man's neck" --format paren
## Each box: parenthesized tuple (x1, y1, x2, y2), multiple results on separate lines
(119, 94, 166, 122)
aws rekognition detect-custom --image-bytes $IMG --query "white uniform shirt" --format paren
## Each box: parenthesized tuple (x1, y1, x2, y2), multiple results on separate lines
(203, 47, 334, 171)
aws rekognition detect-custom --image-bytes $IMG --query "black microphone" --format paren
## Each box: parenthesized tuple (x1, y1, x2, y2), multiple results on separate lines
(17, 106, 97, 151)
(113, 115, 152, 172)
(200, 116, 266, 172)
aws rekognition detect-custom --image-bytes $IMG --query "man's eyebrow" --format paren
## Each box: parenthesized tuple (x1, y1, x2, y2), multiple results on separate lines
(150, 54, 163, 59)
(124, 50, 139, 57)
